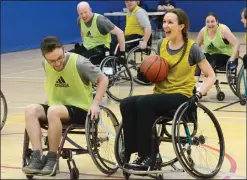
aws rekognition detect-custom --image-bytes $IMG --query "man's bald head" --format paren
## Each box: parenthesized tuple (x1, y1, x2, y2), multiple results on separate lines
(77, 1, 90, 10)
(77, 1, 93, 22)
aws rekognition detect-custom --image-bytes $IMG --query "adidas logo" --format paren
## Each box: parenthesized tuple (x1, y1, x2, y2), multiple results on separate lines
(86, 31, 92, 37)
(207, 42, 215, 49)
(55, 76, 69, 87)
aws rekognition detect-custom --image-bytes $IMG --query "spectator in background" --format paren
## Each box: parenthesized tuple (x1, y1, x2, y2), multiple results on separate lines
(155, 0, 176, 38)
(138, 0, 149, 12)
(157, 0, 176, 11)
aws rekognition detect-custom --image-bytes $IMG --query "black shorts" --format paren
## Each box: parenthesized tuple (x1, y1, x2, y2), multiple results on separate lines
(40, 104, 88, 125)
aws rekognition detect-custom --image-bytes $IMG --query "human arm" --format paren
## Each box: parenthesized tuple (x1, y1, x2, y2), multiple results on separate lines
(189, 44, 216, 95)
(136, 10, 152, 49)
(196, 28, 204, 47)
(76, 55, 109, 120)
(222, 25, 240, 61)
(97, 15, 125, 52)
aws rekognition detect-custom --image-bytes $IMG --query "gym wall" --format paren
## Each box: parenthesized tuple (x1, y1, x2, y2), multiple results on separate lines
(1, 1, 246, 53)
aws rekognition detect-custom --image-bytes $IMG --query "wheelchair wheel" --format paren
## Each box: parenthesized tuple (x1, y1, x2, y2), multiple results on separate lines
(236, 65, 246, 105)
(100, 56, 134, 102)
(126, 46, 158, 86)
(22, 130, 34, 179)
(85, 105, 120, 175)
(225, 58, 241, 97)
(114, 121, 125, 167)
(172, 102, 225, 179)
(1, 90, 8, 130)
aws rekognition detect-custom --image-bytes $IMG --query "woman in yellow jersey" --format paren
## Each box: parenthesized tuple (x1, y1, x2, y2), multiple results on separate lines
(195, 12, 240, 90)
(124, 0, 152, 51)
(120, 8, 216, 167)
(22, 36, 109, 175)
(241, 8, 247, 70)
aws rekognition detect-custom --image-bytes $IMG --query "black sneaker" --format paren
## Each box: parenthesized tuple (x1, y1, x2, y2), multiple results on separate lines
(22, 150, 46, 174)
(41, 151, 57, 175)
(140, 156, 153, 167)
(132, 156, 145, 165)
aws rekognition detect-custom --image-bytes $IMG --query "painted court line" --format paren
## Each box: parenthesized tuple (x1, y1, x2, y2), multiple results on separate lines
(1, 68, 43, 77)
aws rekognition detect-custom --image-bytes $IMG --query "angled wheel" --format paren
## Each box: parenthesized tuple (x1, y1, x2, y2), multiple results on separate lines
(126, 46, 157, 86)
(100, 56, 134, 102)
(114, 121, 125, 167)
(225, 57, 242, 97)
(172, 102, 225, 179)
(85, 105, 120, 175)
(1, 90, 8, 130)
(236, 64, 246, 104)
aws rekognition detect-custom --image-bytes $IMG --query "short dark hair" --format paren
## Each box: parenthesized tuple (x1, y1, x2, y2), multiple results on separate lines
(205, 12, 218, 21)
(40, 36, 63, 55)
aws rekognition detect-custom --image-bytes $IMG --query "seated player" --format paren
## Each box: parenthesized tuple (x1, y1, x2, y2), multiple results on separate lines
(124, 0, 152, 51)
(69, 1, 126, 65)
(241, 8, 247, 75)
(22, 36, 109, 175)
(195, 12, 240, 90)
(120, 8, 216, 167)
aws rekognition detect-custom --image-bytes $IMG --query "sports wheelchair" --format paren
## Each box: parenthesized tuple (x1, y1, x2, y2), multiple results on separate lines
(213, 57, 242, 101)
(114, 101, 225, 179)
(0, 90, 8, 130)
(236, 56, 247, 105)
(125, 36, 158, 86)
(22, 105, 119, 180)
(69, 43, 134, 102)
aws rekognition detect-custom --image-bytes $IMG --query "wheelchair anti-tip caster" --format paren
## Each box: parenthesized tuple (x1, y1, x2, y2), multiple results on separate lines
(156, 174, 164, 180)
(240, 99, 246, 105)
(123, 171, 130, 180)
(216, 91, 225, 101)
(70, 168, 79, 180)
(26, 175, 33, 180)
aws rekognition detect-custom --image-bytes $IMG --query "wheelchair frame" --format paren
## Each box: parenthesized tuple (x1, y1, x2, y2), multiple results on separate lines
(22, 105, 119, 180)
(114, 101, 225, 180)
(212, 57, 242, 101)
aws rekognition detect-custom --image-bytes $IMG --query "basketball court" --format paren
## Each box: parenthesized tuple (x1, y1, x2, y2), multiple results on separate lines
(1, 32, 246, 179)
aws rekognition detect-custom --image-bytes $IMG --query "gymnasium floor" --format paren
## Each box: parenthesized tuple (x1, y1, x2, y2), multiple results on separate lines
(1, 32, 246, 179)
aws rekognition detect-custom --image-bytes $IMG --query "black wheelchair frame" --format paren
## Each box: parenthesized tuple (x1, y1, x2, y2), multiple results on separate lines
(22, 105, 119, 180)
(114, 101, 225, 180)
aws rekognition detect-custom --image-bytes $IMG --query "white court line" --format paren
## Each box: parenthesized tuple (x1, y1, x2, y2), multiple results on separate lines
(1, 68, 43, 77)
(1, 76, 45, 80)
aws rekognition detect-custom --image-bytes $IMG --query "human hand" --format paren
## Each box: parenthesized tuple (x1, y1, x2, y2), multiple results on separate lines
(228, 59, 237, 70)
(139, 41, 147, 49)
(88, 103, 100, 120)
(187, 92, 202, 108)
(117, 51, 127, 64)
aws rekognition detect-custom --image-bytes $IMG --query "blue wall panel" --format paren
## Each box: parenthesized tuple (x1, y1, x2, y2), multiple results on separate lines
(1, 1, 246, 53)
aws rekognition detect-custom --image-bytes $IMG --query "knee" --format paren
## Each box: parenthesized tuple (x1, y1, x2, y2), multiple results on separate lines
(136, 96, 150, 109)
(25, 104, 42, 122)
(120, 96, 135, 111)
(46, 106, 61, 122)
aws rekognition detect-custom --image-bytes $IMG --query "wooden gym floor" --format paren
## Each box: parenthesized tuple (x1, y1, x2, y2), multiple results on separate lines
(1, 32, 246, 179)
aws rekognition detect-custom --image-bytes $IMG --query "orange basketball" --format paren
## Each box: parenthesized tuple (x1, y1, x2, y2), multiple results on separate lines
(139, 55, 169, 83)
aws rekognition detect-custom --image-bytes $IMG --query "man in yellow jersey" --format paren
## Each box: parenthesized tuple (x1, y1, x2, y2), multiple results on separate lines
(22, 36, 109, 175)
(241, 8, 247, 71)
(69, 1, 126, 65)
(124, 0, 152, 51)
